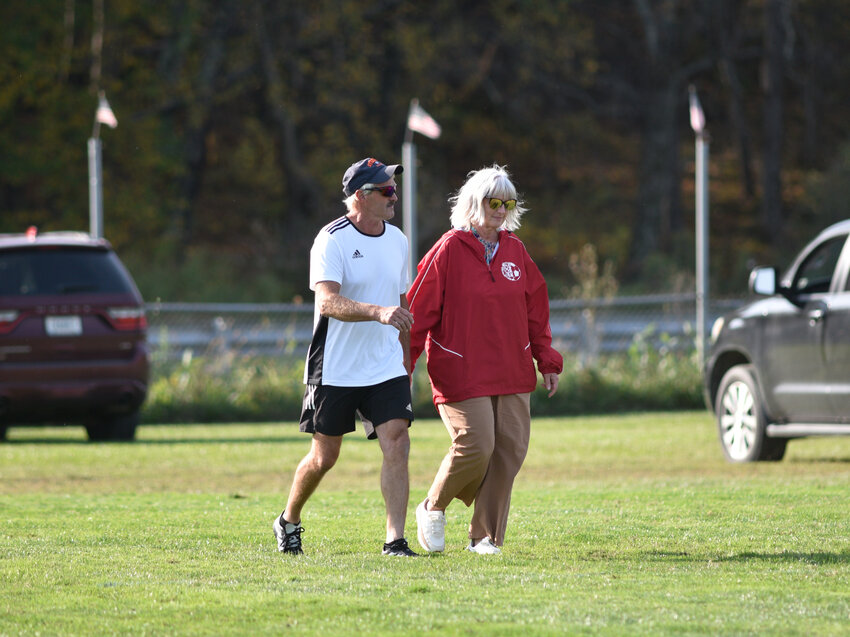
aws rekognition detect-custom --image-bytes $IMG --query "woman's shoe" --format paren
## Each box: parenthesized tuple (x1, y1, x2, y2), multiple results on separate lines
(466, 537, 500, 554)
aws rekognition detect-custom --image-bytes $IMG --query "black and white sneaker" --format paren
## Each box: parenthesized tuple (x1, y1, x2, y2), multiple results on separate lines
(382, 537, 418, 556)
(273, 516, 304, 555)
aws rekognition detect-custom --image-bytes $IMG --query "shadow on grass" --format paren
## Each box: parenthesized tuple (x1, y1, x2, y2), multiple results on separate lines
(1, 435, 310, 445)
(647, 550, 850, 564)
(139, 435, 310, 445)
(722, 551, 850, 564)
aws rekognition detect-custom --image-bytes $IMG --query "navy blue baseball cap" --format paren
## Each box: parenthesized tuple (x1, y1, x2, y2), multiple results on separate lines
(342, 158, 403, 196)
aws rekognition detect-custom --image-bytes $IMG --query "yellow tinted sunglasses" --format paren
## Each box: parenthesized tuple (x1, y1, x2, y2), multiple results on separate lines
(486, 197, 517, 211)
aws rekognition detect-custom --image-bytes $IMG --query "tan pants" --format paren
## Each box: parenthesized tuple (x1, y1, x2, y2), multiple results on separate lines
(429, 393, 531, 546)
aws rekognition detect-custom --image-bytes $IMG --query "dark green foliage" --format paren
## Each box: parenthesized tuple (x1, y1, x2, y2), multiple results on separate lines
(4, 2, 850, 299)
(142, 346, 702, 424)
(531, 354, 703, 416)
(143, 354, 307, 424)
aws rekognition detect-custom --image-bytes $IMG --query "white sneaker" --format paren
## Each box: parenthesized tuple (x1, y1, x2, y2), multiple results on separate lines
(415, 499, 446, 552)
(466, 537, 500, 555)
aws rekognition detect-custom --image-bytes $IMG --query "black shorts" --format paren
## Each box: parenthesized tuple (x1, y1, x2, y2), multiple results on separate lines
(299, 375, 414, 439)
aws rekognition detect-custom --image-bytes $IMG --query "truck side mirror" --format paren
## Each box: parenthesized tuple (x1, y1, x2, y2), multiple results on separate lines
(749, 267, 777, 296)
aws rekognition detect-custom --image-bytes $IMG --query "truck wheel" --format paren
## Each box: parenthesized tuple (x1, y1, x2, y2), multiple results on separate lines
(716, 364, 787, 462)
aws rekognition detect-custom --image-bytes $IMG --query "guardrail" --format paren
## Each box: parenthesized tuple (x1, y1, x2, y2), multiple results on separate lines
(145, 294, 746, 361)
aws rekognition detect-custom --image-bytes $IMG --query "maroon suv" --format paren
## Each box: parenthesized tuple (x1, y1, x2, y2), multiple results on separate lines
(0, 229, 148, 441)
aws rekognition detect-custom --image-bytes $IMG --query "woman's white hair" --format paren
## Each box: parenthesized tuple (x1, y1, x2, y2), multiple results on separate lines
(449, 164, 527, 231)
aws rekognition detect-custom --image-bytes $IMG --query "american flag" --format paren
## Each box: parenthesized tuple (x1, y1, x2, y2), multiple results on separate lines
(407, 99, 441, 139)
(688, 85, 705, 135)
(96, 93, 118, 129)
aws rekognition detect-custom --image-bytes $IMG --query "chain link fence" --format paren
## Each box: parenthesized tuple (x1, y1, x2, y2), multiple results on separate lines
(145, 294, 746, 363)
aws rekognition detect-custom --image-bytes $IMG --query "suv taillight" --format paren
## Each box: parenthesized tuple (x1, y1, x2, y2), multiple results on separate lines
(0, 310, 21, 334)
(105, 307, 147, 331)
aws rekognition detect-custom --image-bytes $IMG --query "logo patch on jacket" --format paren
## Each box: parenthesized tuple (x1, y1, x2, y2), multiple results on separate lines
(501, 261, 521, 281)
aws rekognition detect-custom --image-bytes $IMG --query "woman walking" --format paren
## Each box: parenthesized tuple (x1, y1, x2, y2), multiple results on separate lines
(407, 165, 562, 554)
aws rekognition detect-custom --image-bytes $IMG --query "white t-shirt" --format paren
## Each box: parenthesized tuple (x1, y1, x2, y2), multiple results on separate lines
(303, 216, 409, 387)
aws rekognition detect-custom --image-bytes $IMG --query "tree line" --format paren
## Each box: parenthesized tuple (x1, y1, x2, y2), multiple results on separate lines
(2, 0, 850, 301)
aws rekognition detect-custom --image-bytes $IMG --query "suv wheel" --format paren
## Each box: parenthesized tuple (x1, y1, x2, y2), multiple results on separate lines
(86, 411, 139, 442)
(716, 364, 787, 462)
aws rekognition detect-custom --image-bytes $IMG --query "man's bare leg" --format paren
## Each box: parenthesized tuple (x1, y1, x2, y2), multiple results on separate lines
(375, 419, 411, 542)
(283, 432, 342, 523)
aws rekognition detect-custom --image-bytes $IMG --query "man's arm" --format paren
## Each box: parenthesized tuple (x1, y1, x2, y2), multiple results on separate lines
(315, 281, 414, 332)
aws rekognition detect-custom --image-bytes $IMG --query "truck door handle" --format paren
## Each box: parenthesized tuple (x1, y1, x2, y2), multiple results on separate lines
(808, 308, 825, 326)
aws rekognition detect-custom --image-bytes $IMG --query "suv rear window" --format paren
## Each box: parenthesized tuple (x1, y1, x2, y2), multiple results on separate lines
(0, 248, 136, 296)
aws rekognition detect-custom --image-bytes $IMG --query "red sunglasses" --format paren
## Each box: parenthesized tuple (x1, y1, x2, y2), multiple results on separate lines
(362, 185, 397, 197)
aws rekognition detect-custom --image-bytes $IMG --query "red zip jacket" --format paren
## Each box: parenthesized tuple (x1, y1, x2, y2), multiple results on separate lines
(407, 229, 563, 405)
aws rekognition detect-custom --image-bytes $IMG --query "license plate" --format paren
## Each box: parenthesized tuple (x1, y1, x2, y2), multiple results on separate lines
(45, 315, 83, 337)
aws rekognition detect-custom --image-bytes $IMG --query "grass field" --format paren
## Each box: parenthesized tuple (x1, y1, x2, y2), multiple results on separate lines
(3, 412, 850, 635)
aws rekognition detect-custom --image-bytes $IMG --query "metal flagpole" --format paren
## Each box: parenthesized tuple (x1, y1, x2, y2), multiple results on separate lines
(402, 98, 441, 280)
(89, 91, 117, 239)
(402, 129, 417, 281)
(88, 137, 103, 238)
(690, 86, 709, 370)
(696, 133, 709, 369)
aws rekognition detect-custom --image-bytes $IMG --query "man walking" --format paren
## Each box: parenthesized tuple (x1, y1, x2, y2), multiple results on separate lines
(273, 158, 417, 556)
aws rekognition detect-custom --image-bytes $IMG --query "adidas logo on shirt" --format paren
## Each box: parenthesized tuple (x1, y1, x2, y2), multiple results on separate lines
(352, 250, 364, 259)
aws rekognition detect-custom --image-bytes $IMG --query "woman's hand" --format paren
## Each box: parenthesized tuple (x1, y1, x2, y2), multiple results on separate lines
(542, 373, 559, 398)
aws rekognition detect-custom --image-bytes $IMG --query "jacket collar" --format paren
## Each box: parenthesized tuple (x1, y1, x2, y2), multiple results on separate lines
(453, 228, 509, 256)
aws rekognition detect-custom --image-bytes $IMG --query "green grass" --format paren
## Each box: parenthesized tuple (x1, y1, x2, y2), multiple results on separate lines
(3, 413, 850, 635)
